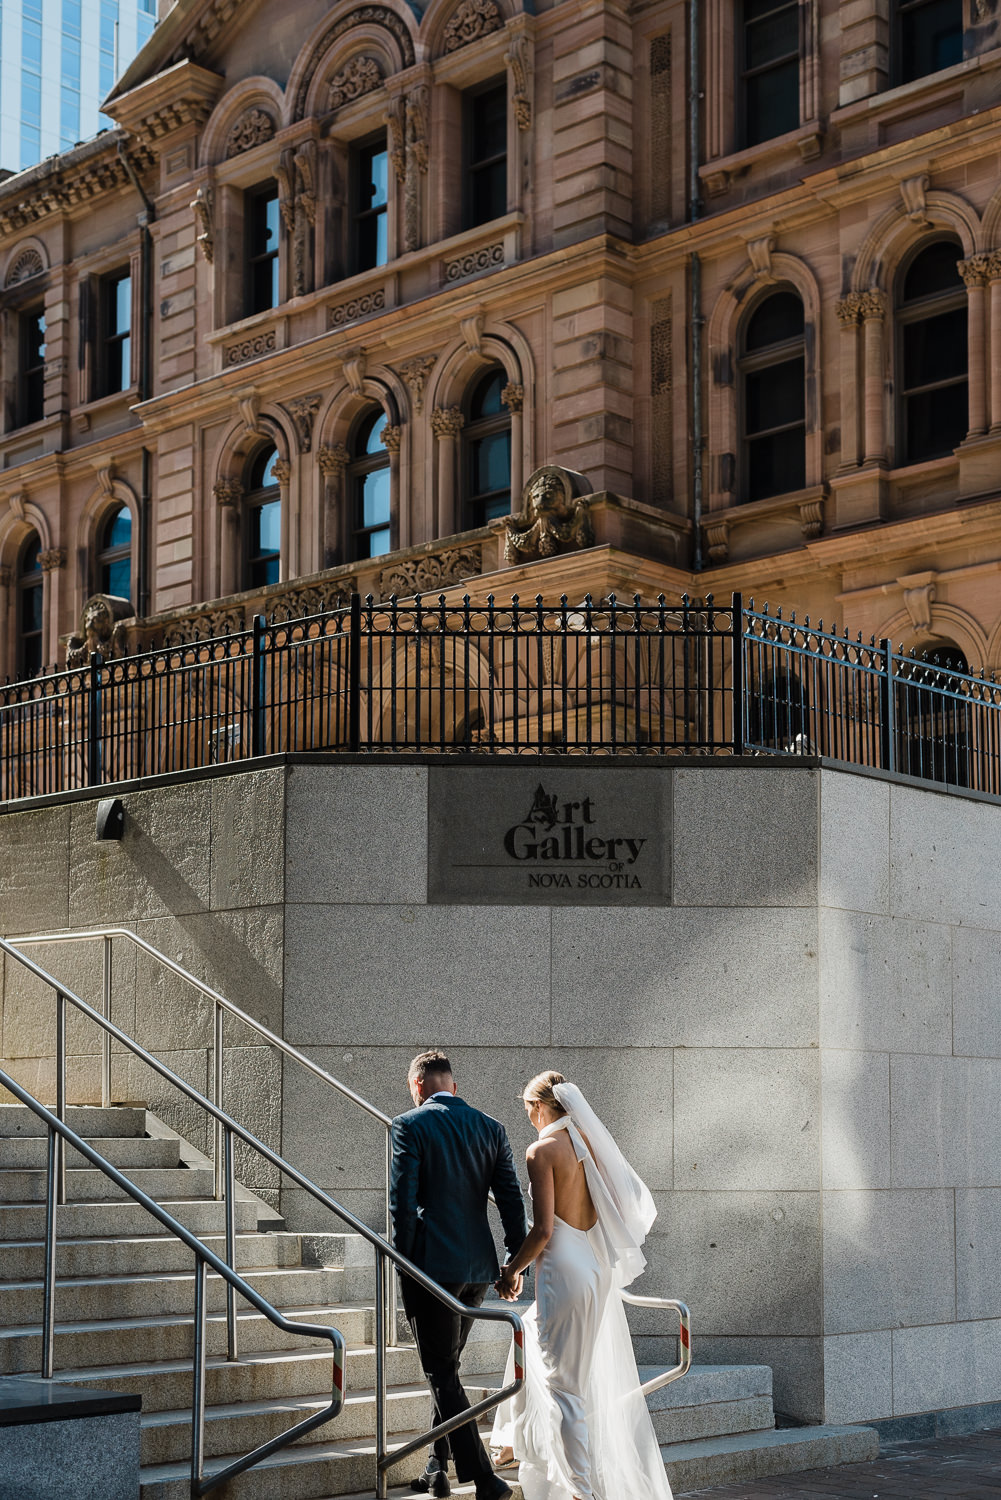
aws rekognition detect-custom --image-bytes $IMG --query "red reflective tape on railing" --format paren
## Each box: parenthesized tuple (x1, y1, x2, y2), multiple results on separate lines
(680, 1324, 690, 1349)
(333, 1346, 344, 1393)
(514, 1326, 525, 1381)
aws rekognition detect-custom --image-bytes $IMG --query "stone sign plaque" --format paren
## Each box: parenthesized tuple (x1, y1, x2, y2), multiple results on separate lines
(428, 767, 671, 905)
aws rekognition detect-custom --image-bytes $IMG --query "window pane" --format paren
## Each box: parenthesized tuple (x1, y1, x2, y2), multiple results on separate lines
(746, 356, 805, 434)
(113, 275, 131, 336)
(472, 370, 505, 420)
(745, 58, 800, 145)
(900, 0, 963, 84)
(904, 382, 968, 462)
(103, 506, 131, 549)
(21, 580, 43, 634)
(471, 160, 507, 226)
(103, 556, 131, 598)
(21, 536, 42, 576)
(256, 498, 281, 555)
(472, 85, 507, 163)
(747, 426, 806, 501)
(745, 6, 798, 71)
(472, 429, 511, 496)
(363, 525, 392, 559)
(903, 307, 967, 388)
(902, 241, 962, 301)
(744, 293, 804, 352)
(362, 146, 388, 211)
(358, 411, 387, 456)
(360, 466, 390, 530)
(357, 209, 387, 271)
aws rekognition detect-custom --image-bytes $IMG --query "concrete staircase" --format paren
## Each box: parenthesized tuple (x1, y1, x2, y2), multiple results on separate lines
(0, 1104, 878, 1498)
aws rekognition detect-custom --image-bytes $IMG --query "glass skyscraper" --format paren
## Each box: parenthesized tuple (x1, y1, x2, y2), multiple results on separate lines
(0, 0, 156, 173)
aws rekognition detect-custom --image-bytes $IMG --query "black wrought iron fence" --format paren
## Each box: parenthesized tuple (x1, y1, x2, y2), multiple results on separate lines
(2, 591, 1000, 803)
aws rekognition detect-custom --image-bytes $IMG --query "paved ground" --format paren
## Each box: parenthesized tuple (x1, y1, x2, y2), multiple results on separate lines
(675, 1428, 1001, 1498)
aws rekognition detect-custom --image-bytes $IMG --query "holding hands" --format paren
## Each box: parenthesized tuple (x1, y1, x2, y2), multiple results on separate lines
(495, 1263, 524, 1301)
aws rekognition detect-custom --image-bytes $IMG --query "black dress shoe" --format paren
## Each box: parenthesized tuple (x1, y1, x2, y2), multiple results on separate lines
(410, 1457, 451, 1496)
(474, 1478, 513, 1500)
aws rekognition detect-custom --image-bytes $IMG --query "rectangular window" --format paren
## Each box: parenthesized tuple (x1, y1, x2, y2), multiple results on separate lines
(19, 308, 46, 427)
(100, 270, 132, 395)
(740, 0, 800, 148)
(245, 184, 280, 316)
(353, 137, 389, 273)
(465, 82, 507, 229)
(895, 0, 963, 85)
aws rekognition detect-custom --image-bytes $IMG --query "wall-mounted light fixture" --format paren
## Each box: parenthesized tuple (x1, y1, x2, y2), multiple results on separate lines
(95, 798, 125, 841)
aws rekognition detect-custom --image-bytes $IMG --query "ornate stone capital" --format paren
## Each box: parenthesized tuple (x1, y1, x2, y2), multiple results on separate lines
(986, 251, 1001, 282)
(502, 382, 525, 413)
(431, 405, 464, 441)
(273, 459, 292, 485)
(399, 353, 437, 413)
(213, 478, 244, 508)
(284, 393, 322, 453)
(857, 290, 886, 322)
(835, 293, 864, 325)
(38, 547, 65, 572)
(317, 443, 351, 478)
(959, 253, 991, 288)
(382, 424, 403, 456)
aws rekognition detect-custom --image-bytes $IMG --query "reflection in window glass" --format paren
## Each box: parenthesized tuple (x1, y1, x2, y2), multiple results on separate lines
(246, 186, 280, 315)
(98, 505, 132, 599)
(355, 140, 389, 272)
(246, 445, 282, 588)
(464, 367, 512, 525)
(351, 410, 391, 559)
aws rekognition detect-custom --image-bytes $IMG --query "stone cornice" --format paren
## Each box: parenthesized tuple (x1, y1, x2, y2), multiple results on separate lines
(0, 135, 155, 239)
(103, 59, 224, 148)
(106, 0, 242, 105)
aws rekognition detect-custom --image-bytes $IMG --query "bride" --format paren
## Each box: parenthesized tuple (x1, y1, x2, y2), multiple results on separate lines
(491, 1071, 674, 1500)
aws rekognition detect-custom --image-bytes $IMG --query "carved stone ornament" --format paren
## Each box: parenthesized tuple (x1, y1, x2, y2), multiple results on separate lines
(213, 478, 244, 508)
(704, 517, 730, 565)
(285, 394, 322, 453)
(38, 547, 66, 572)
(292, 6, 415, 115)
(798, 498, 824, 540)
(900, 575, 937, 634)
(431, 406, 464, 441)
(382, 424, 403, 456)
(900, 174, 930, 225)
(501, 382, 524, 413)
(65, 594, 134, 668)
(399, 353, 437, 412)
(747, 235, 776, 281)
(329, 290, 385, 328)
(835, 292, 865, 325)
(506, 34, 532, 131)
(503, 465, 595, 564)
(276, 150, 297, 233)
(342, 349, 367, 397)
(386, 96, 406, 181)
(268, 581, 354, 622)
(191, 188, 214, 262)
(329, 55, 384, 111)
(444, 242, 504, 282)
(407, 85, 430, 176)
(857, 290, 886, 321)
(226, 330, 276, 366)
(294, 140, 318, 227)
(379, 545, 483, 600)
(958, 253, 991, 288)
(273, 459, 292, 485)
(226, 108, 276, 158)
(317, 443, 351, 478)
(5, 246, 45, 286)
(159, 607, 245, 648)
(443, 0, 503, 52)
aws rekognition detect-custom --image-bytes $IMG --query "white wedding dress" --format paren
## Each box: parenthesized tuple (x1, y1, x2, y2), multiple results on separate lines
(491, 1083, 674, 1500)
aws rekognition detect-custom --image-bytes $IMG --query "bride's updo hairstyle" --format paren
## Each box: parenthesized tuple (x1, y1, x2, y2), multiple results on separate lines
(523, 1070, 569, 1115)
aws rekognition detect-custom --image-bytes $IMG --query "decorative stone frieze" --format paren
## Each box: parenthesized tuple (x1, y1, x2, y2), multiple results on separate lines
(503, 466, 594, 564)
(431, 406, 464, 441)
(226, 108, 275, 157)
(501, 382, 524, 413)
(443, 0, 503, 52)
(5, 247, 45, 286)
(444, 242, 504, 282)
(379, 545, 483, 599)
(268, 581, 353, 621)
(213, 479, 244, 508)
(225, 330, 276, 366)
(329, 290, 385, 327)
(39, 548, 66, 572)
(0, 143, 155, 237)
(399, 354, 437, 412)
(160, 606, 244, 646)
(284, 394, 322, 453)
(191, 188, 214, 263)
(328, 56, 384, 111)
(317, 443, 351, 477)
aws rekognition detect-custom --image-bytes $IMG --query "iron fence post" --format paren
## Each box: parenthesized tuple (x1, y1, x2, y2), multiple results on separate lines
(42, 1123, 58, 1378)
(348, 593, 362, 752)
(251, 614, 266, 759)
(880, 638, 896, 774)
(87, 650, 103, 788)
(731, 592, 744, 755)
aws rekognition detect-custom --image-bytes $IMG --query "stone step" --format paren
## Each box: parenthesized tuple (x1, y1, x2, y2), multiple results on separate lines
(0, 1230, 306, 1281)
(0, 1265, 348, 1326)
(0, 1195, 264, 1241)
(0, 1105, 147, 1138)
(644, 1363, 775, 1444)
(0, 1135, 182, 1170)
(661, 1422, 880, 1492)
(0, 1165, 216, 1202)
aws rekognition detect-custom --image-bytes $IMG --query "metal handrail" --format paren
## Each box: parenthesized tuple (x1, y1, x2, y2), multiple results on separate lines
(0, 937, 525, 1500)
(0, 1067, 346, 1498)
(620, 1292, 692, 1395)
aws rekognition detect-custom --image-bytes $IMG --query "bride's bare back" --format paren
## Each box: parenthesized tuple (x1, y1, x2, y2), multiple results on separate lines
(531, 1123, 597, 1233)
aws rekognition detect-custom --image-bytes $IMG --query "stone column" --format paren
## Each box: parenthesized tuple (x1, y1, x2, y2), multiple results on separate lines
(959, 254, 990, 438)
(317, 444, 350, 569)
(835, 294, 863, 469)
(273, 458, 292, 583)
(38, 547, 66, 672)
(214, 479, 244, 598)
(502, 382, 525, 507)
(431, 406, 464, 538)
(382, 425, 403, 550)
(859, 291, 886, 466)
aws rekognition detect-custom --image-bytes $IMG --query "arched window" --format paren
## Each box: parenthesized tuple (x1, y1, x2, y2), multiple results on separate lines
(740, 291, 806, 503)
(97, 504, 132, 600)
(897, 240, 967, 465)
(463, 366, 511, 526)
(16, 533, 43, 679)
(349, 409, 391, 559)
(245, 446, 281, 588)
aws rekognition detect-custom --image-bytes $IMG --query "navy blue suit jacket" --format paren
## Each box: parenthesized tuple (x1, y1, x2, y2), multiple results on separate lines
(390, 1094, 528, 1286)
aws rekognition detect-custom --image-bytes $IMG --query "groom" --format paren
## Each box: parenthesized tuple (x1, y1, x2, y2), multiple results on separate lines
(391, 1049, 527, 1500)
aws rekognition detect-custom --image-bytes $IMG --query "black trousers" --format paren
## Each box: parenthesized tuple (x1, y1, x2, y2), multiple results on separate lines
(401, 1276, 493, 1482)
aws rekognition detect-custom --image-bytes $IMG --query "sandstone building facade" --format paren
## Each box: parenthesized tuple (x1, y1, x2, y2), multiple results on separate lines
(0, 0, 999, 684)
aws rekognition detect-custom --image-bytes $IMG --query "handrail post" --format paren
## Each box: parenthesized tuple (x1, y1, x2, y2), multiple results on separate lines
(348, 593, 362, 753)
(251, 614, 266, 759)
(55, 992, 66, 1206)
(385, 1128, 397, 1349)
(42, 1123, 58, 1378)
(87, 650, 103, 788)
(880, 638, 896, 774)
(374, 1244, 388, 1500)
(731, 592, 744, 755)
(225, 1126, 238, 1362)
(101, 935, 112, 1109)
(213, 1001, 224, 1201)
(191, 1257, 207, 1497)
